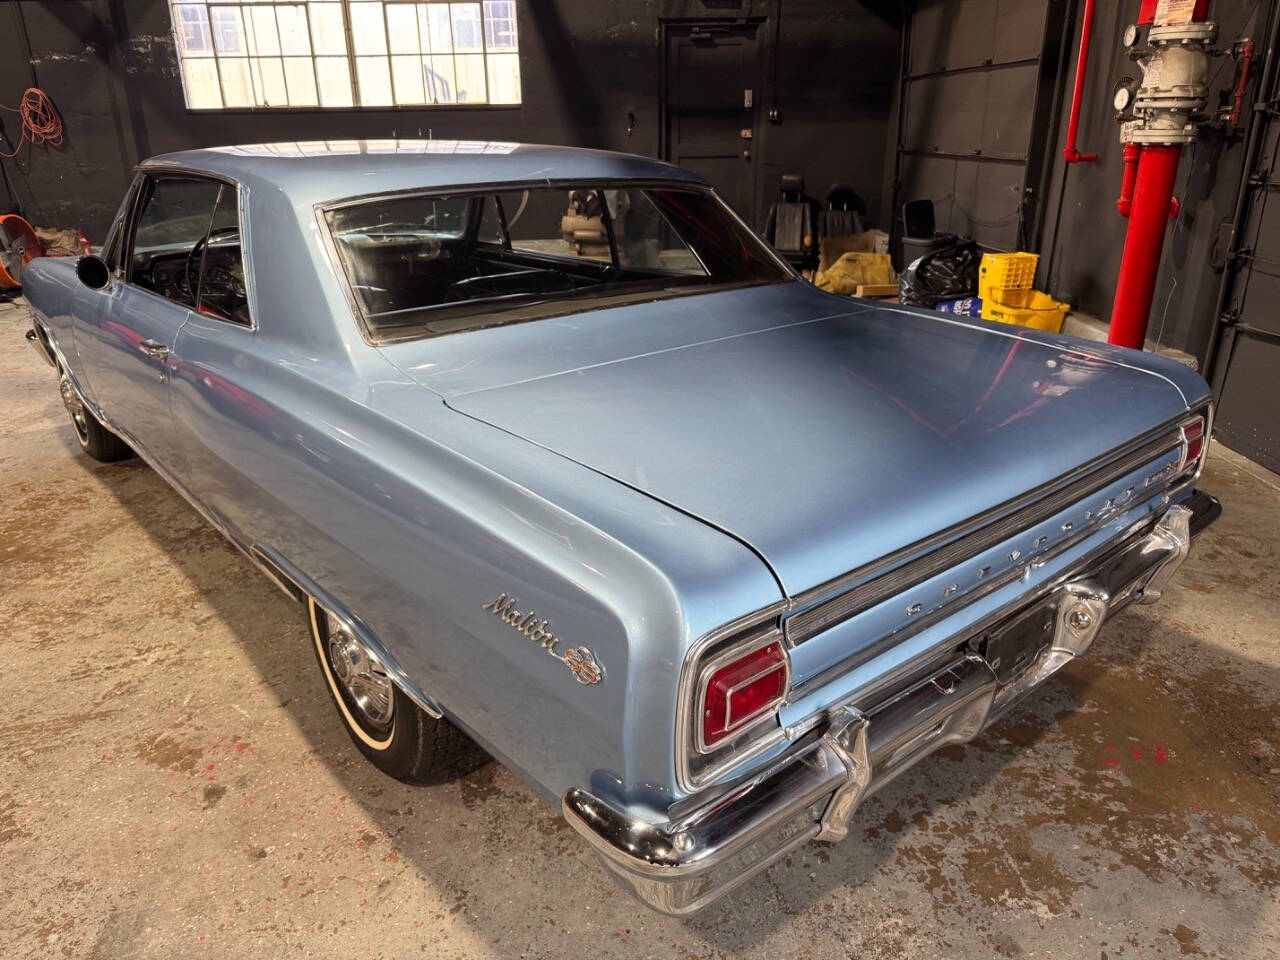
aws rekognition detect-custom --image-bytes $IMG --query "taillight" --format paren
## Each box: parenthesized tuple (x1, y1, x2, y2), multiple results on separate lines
(1178, 413, 1207, 475)
(700, 639, 790, 749)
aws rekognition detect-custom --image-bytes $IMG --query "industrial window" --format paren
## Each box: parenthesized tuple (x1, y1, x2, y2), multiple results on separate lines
(168, 1, 521, 109)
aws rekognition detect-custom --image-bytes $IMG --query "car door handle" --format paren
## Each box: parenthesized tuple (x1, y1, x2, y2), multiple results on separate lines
(139, 339, 169, 358)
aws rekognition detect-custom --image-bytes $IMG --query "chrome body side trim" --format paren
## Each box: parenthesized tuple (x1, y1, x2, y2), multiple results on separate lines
(25, 326, 56, 367)
(565, 495, 1218, 916)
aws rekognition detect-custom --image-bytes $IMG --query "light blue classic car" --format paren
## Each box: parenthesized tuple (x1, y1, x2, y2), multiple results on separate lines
(22, 141, 1220, 914)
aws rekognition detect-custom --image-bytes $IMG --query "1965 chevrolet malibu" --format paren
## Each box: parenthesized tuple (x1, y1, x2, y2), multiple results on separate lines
(22, 141, 1220, 914)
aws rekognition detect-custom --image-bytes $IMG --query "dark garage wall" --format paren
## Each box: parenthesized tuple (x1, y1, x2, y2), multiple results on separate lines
(0, 0, 900, 242)
(898, 0, 1267, 362)
(1036, 0, 1268, 362)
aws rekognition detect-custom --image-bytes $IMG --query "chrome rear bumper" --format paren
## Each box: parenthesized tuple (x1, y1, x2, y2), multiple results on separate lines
(563, 491, 1220, 915)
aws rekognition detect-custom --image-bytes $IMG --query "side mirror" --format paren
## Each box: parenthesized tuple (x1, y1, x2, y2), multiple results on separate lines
(76, 255, 111, 290)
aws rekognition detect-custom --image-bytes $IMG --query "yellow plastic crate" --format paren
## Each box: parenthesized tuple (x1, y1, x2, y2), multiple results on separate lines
(980, 288, 1068, 333)
(978, 252, 1038, 302)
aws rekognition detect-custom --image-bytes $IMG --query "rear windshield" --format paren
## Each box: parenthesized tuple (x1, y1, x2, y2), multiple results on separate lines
(324, 183, 791, 341)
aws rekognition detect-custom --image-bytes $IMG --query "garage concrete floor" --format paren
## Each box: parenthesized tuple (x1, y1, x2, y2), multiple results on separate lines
(1, 299, 1278, 960)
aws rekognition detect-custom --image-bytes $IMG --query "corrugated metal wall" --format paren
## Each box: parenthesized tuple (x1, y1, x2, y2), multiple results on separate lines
(895, 0, 1063, 251)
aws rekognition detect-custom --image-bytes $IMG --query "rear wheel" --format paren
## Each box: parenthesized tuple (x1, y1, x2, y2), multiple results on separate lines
(307, 598, 482, 782)
(59, 371, 132, 462)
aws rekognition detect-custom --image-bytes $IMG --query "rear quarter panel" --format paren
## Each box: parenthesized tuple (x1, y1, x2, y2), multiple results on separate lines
(168, 317, 779, 810)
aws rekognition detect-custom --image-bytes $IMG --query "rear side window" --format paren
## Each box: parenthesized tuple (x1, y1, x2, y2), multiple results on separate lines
(126, 174, 251, 326)
(324, 182, 790, 341)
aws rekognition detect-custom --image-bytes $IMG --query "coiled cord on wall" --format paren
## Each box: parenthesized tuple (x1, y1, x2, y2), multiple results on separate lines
(0, 87, 63, 159)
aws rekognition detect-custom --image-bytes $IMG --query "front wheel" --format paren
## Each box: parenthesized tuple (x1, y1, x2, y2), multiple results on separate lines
(307, 598, 482, 783)
(59, 372, 132, 462)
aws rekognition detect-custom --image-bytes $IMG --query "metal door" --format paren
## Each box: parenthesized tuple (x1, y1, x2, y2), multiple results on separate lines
(661, 22, 761, 224)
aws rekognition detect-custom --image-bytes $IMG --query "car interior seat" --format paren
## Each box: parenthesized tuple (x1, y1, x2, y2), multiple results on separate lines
(820, 185, 867, 240)
(764, 174, 816, 270)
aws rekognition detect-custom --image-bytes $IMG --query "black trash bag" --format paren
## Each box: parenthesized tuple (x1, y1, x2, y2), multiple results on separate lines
(899, 240, 982, 308)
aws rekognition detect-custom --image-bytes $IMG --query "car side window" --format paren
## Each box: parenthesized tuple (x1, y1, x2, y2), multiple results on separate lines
(194, 185, 252, 327)
(127, 175, 222, 308)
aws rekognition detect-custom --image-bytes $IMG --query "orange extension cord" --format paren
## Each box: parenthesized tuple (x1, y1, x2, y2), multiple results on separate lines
(0, 87, 63, 158)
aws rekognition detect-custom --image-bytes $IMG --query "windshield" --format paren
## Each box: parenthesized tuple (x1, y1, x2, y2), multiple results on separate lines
(324, 183, 791, 341)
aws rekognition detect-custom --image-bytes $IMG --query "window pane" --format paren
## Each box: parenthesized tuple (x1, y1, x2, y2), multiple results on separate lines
(427, 4, 453, 51)
(356, 56, 393, 106)
(130, 176, 223, 307)
(477, 195, 504, 243)
(453, 53, 485, 103)
(350, 2, 387, 55)
(275, 6, 311, 56)
(170, 0, 523, 112)
(316, 56, 354, 106)
(246, 5, 280, 55)
(324, 185, 784, 340)
(309, 2, 347, 55)
(182, 57, 223, 108)
(219, 57, 254, 106)
(210, 6, 247, 55)
(174, 4, 213, 56)
(386, 4, 420, 54)
(252, 57, 288, 106)
(391, 55, 426, 103)
(483, 0, 516, 50)
(199, 186, 252, 325)
(425, 55, 455, 103)
(485, 52, 519, 104)
(450, 3, 482, 52)
(283, 56, 319, 105)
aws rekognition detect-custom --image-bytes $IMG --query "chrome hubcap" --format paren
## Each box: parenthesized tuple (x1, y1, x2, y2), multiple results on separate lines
(326, 623, 394, 729)
(59, 374, 89, 444)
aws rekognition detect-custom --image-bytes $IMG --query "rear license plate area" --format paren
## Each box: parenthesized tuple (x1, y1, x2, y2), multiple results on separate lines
(978, 597, 1058, 683)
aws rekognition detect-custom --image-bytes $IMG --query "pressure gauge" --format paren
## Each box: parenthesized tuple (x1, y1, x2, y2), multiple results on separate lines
(1113, 81, 1134, 112)
(1122, 23, 1140, 48)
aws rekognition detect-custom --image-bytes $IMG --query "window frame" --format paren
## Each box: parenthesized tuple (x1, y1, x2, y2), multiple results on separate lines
(167, 1, 523, 113)
(120, 166, 258, 332)
(315, 178, 796, 346)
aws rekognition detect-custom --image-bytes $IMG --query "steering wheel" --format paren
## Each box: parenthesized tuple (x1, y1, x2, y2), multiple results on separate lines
(185, 225, 241, 306)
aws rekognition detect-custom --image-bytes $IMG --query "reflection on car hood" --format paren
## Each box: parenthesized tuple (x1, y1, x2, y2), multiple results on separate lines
(382, 285, 1193, 597)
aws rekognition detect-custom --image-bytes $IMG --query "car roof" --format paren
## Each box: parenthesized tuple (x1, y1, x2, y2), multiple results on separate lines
(140, 140, 705, 206)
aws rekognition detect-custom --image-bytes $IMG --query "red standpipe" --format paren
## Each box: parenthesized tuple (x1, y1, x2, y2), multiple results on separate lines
(1108, 145, 1182, 347)
(1064, 0, 1097, 163)
(1116, 143, 1141, 217)
(1230, 40, 1255, 126)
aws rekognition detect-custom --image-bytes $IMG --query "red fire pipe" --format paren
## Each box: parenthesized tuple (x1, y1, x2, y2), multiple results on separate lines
(1230, 39, 1255, 126)
(1064, 0, 1098, 164)
(1108, 145, 1182, 347)
(1116, 143, 1141, 217)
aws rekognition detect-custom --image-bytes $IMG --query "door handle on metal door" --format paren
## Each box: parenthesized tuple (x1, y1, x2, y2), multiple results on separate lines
(139, 339, 169, 358)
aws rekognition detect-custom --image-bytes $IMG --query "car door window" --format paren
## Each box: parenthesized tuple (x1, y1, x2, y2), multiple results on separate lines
(127, 175, 222, 308)
(194, 185, 252, 326)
